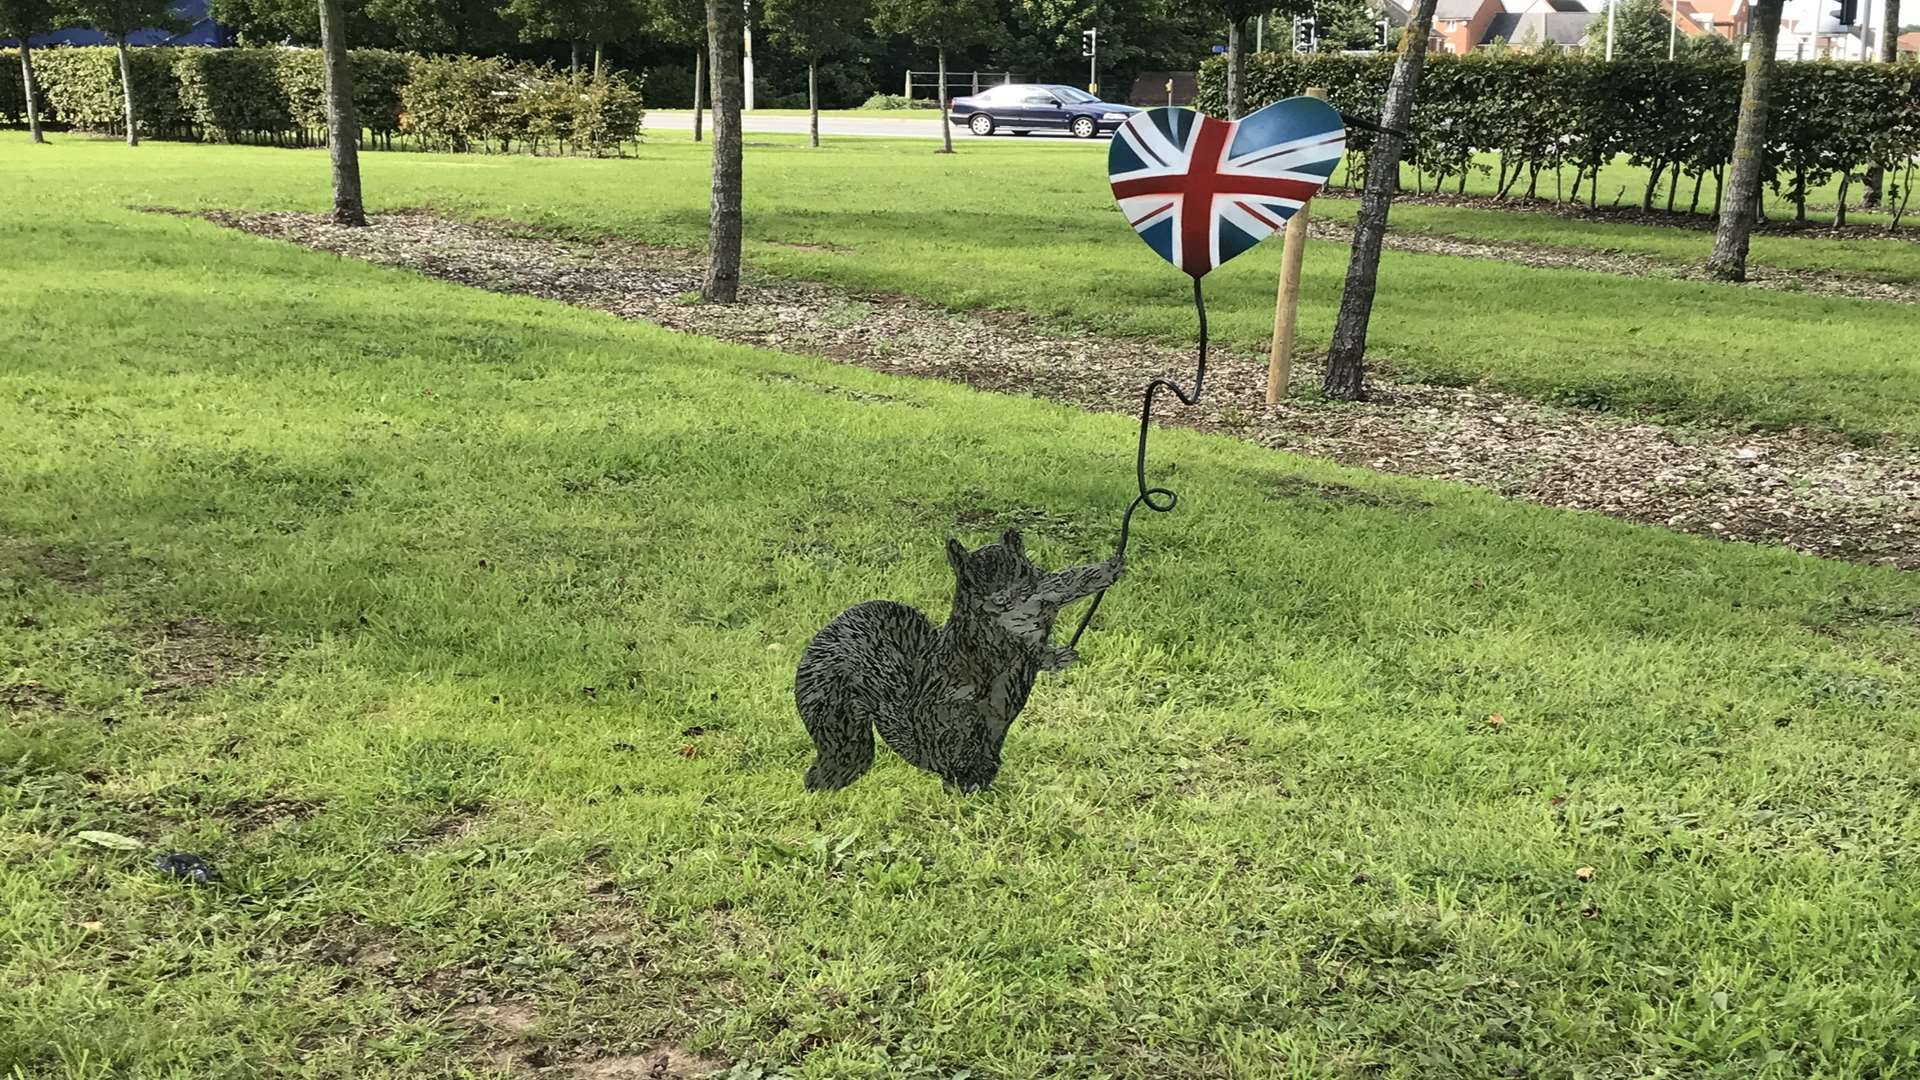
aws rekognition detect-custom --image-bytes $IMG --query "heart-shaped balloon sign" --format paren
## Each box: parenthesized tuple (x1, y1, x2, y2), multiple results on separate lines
(1109, 98, 1346, 279)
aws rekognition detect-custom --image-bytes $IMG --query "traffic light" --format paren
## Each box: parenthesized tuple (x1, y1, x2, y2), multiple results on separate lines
(1082, 28, 1097, 57)
(1821, 0, 1857, 29)
(1292, 15, 1317, 53)
(1374, 17, 1391, 49)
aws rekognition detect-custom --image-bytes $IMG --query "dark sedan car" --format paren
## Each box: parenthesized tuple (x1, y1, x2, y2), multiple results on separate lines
(947, 84, 1141, 139)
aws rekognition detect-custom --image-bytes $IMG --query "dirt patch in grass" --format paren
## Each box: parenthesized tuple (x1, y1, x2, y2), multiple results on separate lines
(458, 1000, 542, 1037)
(758, 370, 919, 406)
(215, 796, 323, 832)
(2, 680, 67, 715)
(0, 537, 102, 591)
(1265, 475, 1429, 510)
(568, 1049, 729, 1079)
(390, 803, 492, 850)
(1305, 217, 1920, 305)
(196, 210, 1920, 570)
(139, 617, 262, 695)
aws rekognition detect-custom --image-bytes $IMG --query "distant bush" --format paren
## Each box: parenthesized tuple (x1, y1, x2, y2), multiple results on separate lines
(400, 55, 644, 155)
(860, 93, 936, 110)
(0, 45, 638, 155)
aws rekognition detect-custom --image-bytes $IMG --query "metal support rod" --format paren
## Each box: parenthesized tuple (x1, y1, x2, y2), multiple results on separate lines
(1070, 276, 1209, 649)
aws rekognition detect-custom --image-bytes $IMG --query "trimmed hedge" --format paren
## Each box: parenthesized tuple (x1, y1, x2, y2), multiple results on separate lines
(1196, 53, 1920, 218)
(0, 46, 641, 155)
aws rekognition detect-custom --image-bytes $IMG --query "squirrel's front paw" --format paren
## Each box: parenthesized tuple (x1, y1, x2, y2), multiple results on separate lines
(1103, 552, 1126, 584)
(1041, 645, 1080, 672)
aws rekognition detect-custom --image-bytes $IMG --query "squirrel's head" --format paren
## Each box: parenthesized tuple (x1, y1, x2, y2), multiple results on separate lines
(946, 530, 1055, 642)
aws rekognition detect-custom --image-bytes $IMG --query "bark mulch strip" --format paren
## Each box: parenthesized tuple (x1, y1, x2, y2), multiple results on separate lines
(198, 210, 1919, 570)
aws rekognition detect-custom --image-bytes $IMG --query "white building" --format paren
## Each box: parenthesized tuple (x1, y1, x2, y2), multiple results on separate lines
(1773, 0, 1895, 59)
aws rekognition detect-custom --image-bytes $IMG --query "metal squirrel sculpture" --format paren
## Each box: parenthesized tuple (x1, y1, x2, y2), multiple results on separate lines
(795, 530, 1124, 793)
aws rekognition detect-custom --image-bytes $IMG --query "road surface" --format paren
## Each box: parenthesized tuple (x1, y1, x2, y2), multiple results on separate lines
(649, 110, 1101, 144)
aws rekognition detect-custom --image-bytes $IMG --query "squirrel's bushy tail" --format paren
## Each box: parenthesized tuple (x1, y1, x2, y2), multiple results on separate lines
(798, 688, 875, 792)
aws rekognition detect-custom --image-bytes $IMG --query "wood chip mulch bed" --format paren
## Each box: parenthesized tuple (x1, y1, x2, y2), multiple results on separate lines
(196, 210, 1919, 571)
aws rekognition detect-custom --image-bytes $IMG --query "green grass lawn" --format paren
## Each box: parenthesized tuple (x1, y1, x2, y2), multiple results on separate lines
(1329, 197, 1920, 283)
(7, 131, 1914, 442)
(3, 133, 1920, 1079)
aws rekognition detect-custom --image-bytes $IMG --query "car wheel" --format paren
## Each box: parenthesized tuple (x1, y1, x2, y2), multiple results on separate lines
(969, 114, 995, 136)
(1071, 116, 1097, 139)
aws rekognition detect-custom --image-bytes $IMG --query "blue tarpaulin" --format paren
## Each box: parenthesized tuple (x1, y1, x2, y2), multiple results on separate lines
(4, 0, 233, 48)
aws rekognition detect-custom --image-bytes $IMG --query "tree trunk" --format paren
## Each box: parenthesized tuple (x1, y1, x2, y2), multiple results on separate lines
(1323, 0, 1441, 401)
(594, 41, 605, 78)
(318, 0, 366, 226)
(570, 40, 580, 75)
(937, 47, 953, 153)
(1706, 0, 1784, 282)
(1227, 18, 1248, 119)
(693, 49, 705, 142)
(1863, 0, 1899, 207)
(116, 39, 138, 146)
(19, 43, 44, 144)
(1835, 173, 1850, 227)
(808, 59, 819, 148)
(703, 0, 744, 303)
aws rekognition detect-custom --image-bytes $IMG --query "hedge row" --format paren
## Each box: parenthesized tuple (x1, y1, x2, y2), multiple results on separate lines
(1196, 53, 1920, 219)
(0, 47, 643, 156)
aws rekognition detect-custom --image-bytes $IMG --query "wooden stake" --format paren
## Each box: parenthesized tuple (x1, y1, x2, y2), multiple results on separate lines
(1267, 86, 1327, 404)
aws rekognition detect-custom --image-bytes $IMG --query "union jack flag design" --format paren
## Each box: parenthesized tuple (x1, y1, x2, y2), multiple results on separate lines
(1108, 99, 1347, 279)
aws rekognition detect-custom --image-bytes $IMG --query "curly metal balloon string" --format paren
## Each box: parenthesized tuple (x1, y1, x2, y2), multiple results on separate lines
(1068, 275, 1208, 650)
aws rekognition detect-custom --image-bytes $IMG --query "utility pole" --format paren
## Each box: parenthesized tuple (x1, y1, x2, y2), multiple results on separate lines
(743, 0, 755, 111)
(1669, 0, 1679, 56)
(1606, 0, 1617, 58)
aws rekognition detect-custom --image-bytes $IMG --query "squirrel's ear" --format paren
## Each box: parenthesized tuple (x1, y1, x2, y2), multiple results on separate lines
(1000, 529, 1025, 556)
(946, 538, 969, 577)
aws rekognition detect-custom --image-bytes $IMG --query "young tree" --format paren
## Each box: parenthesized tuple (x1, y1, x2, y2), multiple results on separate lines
(704, 0, 744, 301)
(65, 0, 181, 146)
(1706, 0, 1784, 281)
(1581, 0, 1670, 59)
(1317, 0, 1384, 50)
(0, 0, 55, 143)
(1209, 0, 1268, 118)
(655, 0, 709, 140)
(871, 0, 994, 153)
(1322, 0, 1442, 400)
(763, 0, 867, 146)
(317, 0, 364, 224)
(502, 0, 648, 77)
(1865, 0, 1901, 207)
(1007, 0, 1219, 90)
(360, 0, 507, 51)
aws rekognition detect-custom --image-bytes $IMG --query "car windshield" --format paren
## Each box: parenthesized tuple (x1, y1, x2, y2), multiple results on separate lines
(1051, 87, 1100, 104)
